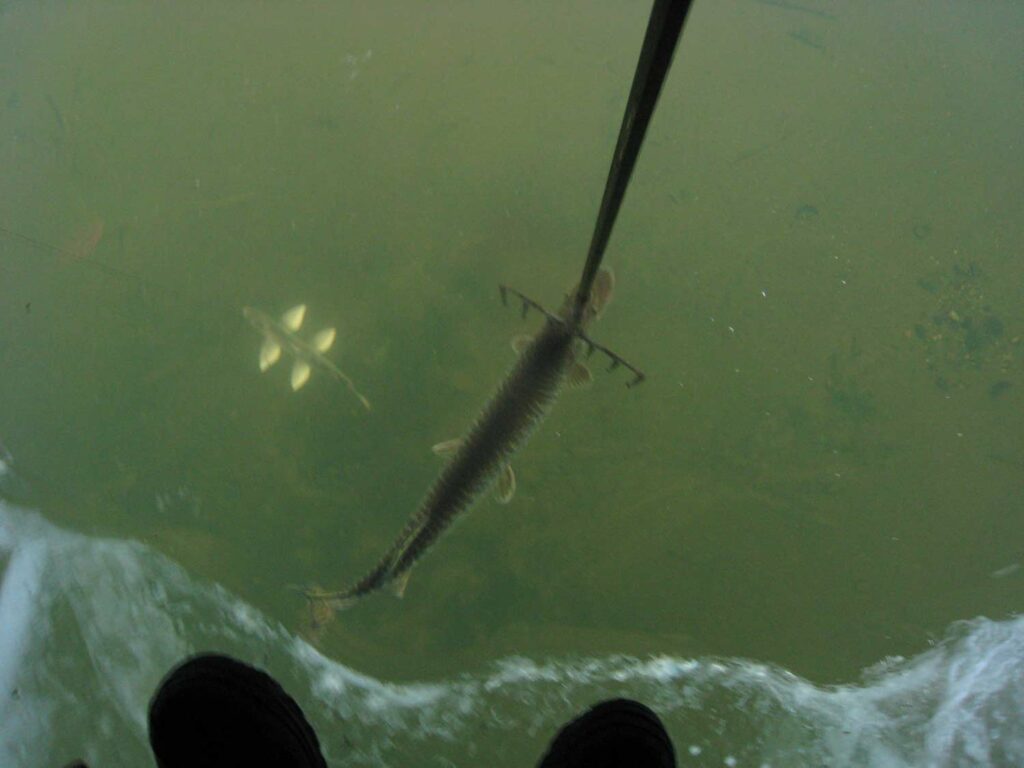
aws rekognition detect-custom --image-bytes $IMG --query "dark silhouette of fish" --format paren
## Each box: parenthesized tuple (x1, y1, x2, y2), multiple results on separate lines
(294, 0, 695, 627)
(298, 266, 641, 624)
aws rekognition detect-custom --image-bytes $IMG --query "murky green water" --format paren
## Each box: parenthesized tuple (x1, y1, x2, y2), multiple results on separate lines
(1, 1, 1022, 765)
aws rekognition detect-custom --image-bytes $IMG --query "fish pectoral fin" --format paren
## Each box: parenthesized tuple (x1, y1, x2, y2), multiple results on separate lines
(565, 266, 615, 321)
(511, 334, 532, 355)
(312, 327, 336, 353)
(291, 360, 312, 390)
(566, 361, 593, 389)
(390, 569, 412, 599)
(282, 304, 307, 332)
(259, 338, 282, 371)
(431, 438, 464, 456)
(384, 518, 429, 575)
(495, 463, 516, 504)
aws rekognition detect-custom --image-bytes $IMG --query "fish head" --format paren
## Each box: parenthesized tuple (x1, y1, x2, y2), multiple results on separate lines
(242, 306, 270, 333)
(559, 267, 616, 328)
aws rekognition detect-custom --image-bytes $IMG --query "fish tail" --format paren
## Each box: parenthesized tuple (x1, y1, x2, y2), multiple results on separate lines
(287, 584, 358, 632)
(323, 362, 372, 411)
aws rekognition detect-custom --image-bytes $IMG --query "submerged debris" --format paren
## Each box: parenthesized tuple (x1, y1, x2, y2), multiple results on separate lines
(908, 261, 1016, 396)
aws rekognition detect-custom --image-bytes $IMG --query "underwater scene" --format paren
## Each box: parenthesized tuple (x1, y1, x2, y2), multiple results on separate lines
(1, 0, 1022, 765)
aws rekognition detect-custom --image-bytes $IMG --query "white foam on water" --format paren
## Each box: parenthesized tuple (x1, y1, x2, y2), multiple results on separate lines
(0, 500, 1021, 767)
(0, 537, 51, 768)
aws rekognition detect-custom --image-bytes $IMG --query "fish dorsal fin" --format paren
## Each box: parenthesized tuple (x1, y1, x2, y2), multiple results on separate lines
(282, 304, 306, 332)
(431, 438, 464, 456)
(291, 360, 312, 390)
(495, 464, 516, 504)
(511, 334, 532, 355)
(566, 361, 593, 388)
(312, 327, 336, 353)
(259, 339, 282, 371)
(390, 569, 412, 599)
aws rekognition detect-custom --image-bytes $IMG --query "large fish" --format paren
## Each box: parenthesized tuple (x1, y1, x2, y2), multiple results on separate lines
(300, 267, 641, 624)
(243, 304, 371, 410)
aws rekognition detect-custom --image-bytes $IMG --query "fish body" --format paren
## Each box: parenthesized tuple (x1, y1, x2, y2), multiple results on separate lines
(243, 304, 371, 409)
(332, 315, 578, 605)
(306, 269, 619, 613)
